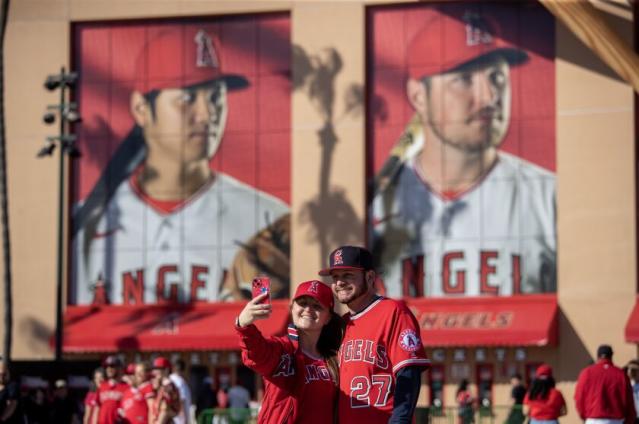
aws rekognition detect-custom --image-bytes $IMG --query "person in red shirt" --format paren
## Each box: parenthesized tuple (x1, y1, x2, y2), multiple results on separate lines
(523, 364, 566, 424)
(575, 344, 636, 424)
(456, 379, 475, 424)
(120, 362, 154, 424)
(236, 279, 343, 424)
(150, 357, 180, 424)
(95, 355, 129, 424)
(83, 368, 104, 424)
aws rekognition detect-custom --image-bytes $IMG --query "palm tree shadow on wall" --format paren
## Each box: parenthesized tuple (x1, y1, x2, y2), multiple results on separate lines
(292, 45, 365, 267)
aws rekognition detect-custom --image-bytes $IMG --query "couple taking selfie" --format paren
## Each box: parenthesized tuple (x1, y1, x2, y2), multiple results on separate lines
(234, 246, 431, 423)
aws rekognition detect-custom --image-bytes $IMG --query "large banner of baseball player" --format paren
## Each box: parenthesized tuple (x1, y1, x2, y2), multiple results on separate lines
(368, 2, 556, 298)
(70, 15, 291, 305)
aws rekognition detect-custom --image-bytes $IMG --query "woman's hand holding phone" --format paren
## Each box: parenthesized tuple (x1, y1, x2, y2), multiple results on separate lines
(237, 292, 273, 327)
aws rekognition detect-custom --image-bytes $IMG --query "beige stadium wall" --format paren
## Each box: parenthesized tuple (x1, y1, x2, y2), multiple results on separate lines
(553, 0, 637, 418)
(1, 0, 637, 419)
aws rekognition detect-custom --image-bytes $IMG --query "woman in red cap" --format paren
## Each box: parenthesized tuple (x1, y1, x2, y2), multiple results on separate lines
(235, 280, 343, 424)
(523, 364, 567, 424)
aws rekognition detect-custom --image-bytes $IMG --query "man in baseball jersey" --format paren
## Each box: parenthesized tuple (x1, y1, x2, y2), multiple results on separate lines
(95, 355, 129, 424)
(319, 246, 430, 422)
(120, 362, 154, 424)
(371, 4, 556, 298)
(72, 24, 289, 305)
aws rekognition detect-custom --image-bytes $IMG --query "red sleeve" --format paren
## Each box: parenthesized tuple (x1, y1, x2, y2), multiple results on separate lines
(523, 393, 530, 406)
(84, 392, 97, 407)
(141, 383, 155, 399)
(551, 389, 566, 415)
(386, 301, 430, 374)
(95, 385, 102, 406)
(235, 323, 288, 375)
(574, 369, 587, 419)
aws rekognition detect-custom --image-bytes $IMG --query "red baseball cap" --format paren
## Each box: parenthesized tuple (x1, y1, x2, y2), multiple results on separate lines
(293, 280, 334, 310)
(125, 363, 135, 376)
(134, 24, 248, 93)
(407, 4, 528, 80)
(535, 364, 553, 378)
(319, 246, 374, 276)
(152, 356, 172, 371)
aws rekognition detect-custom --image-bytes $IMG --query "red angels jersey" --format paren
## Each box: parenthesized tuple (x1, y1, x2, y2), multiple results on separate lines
(121, 381, 154, 423)
(372, 152, 556, 297)
(97, 380, 129, 424)
(73, 172, 288, 305)
(296, 353, 337, 424)
(337, 297, 430, 423)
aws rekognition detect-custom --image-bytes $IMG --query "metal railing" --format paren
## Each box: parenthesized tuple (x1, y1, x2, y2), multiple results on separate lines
(197, 405, 526, 424)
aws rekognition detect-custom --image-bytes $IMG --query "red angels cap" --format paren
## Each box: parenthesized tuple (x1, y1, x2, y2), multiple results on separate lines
(152, 356, 172, 371)
(125, 363, 135, 376)
(319, 246, 374, 276)
(134, 24, 248, 93)
(535, 364, 553, 379)
(293, 280, 334, 310)
(407, 4, 529, 80)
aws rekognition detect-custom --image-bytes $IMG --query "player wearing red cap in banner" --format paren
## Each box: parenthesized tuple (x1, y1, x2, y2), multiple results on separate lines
(235, 280, 343, 424)
(150, 357, 181, 424)
(95, 356, 129, 424)
(120, 362, 155, 424)
(72, 23, 289, 306)
(320, 246, 430, 423)
(371, 4, 556, 298)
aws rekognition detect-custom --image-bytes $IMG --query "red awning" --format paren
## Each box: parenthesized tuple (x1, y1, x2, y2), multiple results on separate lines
(404, 294, 558, 347)
(62, 300, 290, 353)
(625, 296, 639, 343)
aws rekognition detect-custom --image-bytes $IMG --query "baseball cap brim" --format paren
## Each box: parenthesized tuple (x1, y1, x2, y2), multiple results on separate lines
(318, 265, 365, 277)
(185, 74, 249, 92)
(444, 48, 529, 75)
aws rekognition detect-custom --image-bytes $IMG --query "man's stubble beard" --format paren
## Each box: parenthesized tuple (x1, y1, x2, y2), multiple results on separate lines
(427, 110, 507, 154)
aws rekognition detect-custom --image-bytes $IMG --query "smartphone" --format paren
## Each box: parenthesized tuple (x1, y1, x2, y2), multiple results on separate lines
(251, 276, 271, 304)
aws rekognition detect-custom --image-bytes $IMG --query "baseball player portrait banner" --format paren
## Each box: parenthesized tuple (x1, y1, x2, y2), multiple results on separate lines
(368, 2, 556, 298)
(70, 14, 292, 306)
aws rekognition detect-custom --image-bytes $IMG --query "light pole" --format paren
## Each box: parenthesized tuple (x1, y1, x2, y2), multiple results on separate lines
(38, 67, 80, 362)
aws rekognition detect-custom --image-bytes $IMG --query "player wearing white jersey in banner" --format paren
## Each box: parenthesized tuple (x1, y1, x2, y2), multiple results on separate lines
(371, 5, 556, 298)
(72, 25, 289, 305)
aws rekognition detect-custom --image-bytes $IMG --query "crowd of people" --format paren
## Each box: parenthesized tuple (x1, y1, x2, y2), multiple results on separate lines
(0, 354, 206, 424)
(1, 247, 639, 424)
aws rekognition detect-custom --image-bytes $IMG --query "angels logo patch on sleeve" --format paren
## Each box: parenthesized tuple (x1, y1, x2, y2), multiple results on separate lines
(399, 329, 421, 352)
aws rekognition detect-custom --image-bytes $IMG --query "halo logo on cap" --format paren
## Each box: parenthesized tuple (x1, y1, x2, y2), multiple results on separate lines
(334, 249, 343, 265)
(194, 29, 219, 69)
(463, 11, 494, 47)
(308, 281, 319, 294)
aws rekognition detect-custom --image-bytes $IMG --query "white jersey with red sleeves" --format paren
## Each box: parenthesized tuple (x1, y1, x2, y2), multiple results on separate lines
(371, 152, 556, 297)
(337, 296, 430, 423)
(73, 172, 288, 305)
